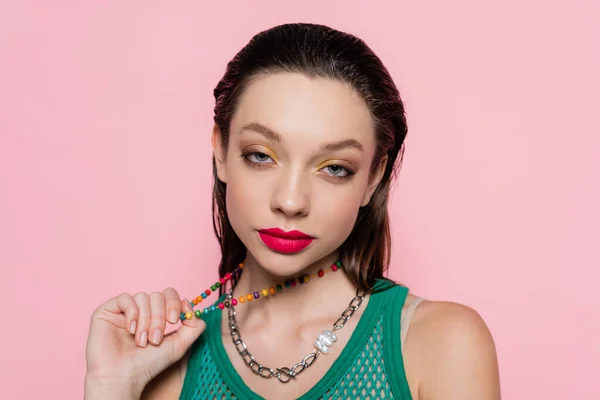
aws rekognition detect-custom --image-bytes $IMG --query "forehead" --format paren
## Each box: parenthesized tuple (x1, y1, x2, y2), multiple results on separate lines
(230, 72, 375, 148)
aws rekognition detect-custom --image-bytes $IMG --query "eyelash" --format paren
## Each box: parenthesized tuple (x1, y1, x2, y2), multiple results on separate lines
(240, 151, 355, 180)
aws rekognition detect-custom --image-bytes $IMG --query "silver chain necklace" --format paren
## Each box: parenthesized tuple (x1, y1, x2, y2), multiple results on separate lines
(226, 288, 365, 383)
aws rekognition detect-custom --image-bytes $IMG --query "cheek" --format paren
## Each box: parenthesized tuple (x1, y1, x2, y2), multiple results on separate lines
(224, 161, 270, 232)
(311, 181, 366, 242)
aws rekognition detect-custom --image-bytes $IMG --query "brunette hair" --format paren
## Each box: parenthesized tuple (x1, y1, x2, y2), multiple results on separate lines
(212, 23, 408, 294)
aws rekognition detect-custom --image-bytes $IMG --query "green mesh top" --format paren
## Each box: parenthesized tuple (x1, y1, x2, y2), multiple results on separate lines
(180, 278, 413, 399)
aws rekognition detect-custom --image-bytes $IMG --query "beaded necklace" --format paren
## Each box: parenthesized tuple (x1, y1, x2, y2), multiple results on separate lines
(179, 260, 343, 322)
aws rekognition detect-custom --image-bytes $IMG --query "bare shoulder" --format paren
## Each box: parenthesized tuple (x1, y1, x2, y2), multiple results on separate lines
(403, 297, 501, 400)
(141, 352, 188, 400)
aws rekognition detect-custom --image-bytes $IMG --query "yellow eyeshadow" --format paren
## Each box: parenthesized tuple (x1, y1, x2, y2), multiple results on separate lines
(316, 160, 353, 170)
(243, 145, 278, 162)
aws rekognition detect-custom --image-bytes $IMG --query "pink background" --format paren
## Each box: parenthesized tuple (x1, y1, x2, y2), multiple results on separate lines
(1, 1, 598, 399)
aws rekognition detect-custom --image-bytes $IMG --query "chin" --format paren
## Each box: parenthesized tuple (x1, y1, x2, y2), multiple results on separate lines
(252, 249, 312, 277)
(247, 243, 332, 278)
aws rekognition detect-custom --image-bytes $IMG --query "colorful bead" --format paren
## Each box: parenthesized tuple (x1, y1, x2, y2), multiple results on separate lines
(186, 260, 342, 313)
(180, 312, 186, 321)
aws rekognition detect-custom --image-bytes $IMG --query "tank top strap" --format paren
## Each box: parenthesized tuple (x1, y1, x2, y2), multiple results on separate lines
(381, 283, 413, 398)
(400, 297, 425, 353)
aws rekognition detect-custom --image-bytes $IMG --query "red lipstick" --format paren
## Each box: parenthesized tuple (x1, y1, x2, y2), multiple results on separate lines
(258, 228, 315, 254)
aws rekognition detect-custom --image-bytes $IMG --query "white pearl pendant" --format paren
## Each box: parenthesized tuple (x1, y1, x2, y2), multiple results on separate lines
(318, 334, 333, 346)
(315, 339, 330, 354)
(322, 329, 337, 342)
(315, 329, 338, 354)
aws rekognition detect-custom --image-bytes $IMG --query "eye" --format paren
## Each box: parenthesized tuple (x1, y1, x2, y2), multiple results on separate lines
(322, 164, 353, 178)
(245, 152, 273, 164)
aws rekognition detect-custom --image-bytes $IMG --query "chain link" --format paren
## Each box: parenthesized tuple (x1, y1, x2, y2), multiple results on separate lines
(227, 289, 364, 383)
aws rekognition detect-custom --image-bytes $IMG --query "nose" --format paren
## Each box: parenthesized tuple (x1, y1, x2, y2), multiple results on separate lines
(270, 168, 310, 218)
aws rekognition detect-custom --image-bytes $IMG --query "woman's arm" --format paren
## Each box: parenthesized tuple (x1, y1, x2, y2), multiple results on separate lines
(407, 301, 501, 399)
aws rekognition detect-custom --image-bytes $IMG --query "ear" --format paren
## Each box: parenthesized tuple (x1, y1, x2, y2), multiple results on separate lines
(361, 154, 388, 207)
(212, 124, 227, 183)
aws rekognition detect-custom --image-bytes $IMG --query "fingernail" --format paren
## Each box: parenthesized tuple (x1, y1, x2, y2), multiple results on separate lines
(152, 328, 162, 345)
(169, 310, 178, 324)
(130, 321, 137, 334)
(140, 331, 148, 347)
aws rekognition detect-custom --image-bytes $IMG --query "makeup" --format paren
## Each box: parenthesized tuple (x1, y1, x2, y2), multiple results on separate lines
(258, 227, 314, 254)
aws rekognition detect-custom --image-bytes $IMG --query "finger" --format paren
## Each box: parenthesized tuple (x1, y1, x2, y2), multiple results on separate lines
(148, 292, 166, 346)
(179, 298, 205, 336)
(133, 292, 151, 348)
(95, 293, 139, 334)
(181, 298, 194, 326)
(137, 299, 204, 371)
(163, 287, 182, 325)
(160, 300, 206, 364)
(118, 293, 140, 334)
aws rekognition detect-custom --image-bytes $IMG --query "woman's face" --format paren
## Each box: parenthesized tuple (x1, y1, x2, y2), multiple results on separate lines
(214, 72, 386, 276)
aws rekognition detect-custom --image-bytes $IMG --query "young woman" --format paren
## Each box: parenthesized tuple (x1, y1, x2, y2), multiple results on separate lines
(85, 23, 501, 399)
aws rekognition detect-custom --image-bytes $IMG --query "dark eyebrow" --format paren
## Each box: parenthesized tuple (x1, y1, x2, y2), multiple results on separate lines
(239, 122, 282, 142)
(240, 122, 364, 153)
(320, 139, 364, 153)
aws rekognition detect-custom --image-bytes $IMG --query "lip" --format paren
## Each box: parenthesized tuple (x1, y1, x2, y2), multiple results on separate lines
(258, 228, 315, 239)
(258, 228, 315, 254)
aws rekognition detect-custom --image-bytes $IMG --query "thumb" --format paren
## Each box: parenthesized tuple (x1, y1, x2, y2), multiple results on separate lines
(162, 299, 206, 363)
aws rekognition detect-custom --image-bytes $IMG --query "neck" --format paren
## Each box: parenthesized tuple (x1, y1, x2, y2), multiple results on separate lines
(230, 254, 358, 330)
